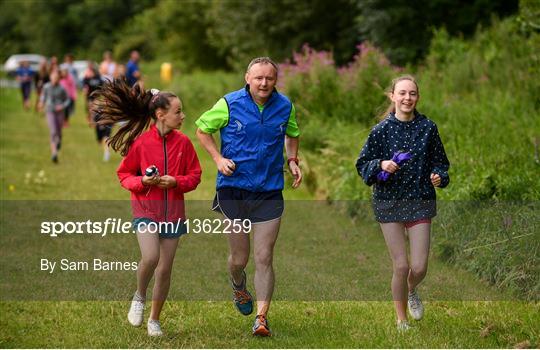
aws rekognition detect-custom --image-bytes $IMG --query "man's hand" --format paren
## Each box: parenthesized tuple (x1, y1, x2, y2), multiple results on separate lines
(289, 161, 302, 188)
(216, 156, 236, 176)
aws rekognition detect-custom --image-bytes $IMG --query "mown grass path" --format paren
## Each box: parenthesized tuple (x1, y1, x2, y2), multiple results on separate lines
(1, 87, 537, 348)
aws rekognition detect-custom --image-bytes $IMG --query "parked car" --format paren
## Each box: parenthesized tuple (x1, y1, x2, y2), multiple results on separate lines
(3, 54, 46, 75)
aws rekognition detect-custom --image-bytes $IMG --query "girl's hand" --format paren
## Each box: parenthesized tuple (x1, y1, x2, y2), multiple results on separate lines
(54, 104, 64, 112)
(381, 160, 400, 173)
(156, 175, 177, 189)
(216, 156, 235, 176)
(431, 173, 441, 187)
(142, 174, 160, 186)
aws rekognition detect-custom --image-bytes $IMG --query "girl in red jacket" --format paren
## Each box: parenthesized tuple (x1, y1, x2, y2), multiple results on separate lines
(93, 79, 202, 337)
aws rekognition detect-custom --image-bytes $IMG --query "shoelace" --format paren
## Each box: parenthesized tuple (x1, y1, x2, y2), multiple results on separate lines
(255, 315, 268, 329)
(148, 320, 161, 333)
(148, 320, 161, 328)
(234, 289, 251, 304)
(397, 321, 410, 331)
(408, 292, 419, 308)
(133, 300, 145, 312)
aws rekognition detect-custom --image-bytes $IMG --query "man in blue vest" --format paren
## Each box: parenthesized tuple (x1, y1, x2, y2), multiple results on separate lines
(196, 57, 302, 336)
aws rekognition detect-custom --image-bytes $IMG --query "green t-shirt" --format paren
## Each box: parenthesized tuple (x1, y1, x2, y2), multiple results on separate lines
(195, 98, 300, 137)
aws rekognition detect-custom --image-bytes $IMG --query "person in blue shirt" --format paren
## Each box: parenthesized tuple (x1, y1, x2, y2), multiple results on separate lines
(356, 75, 450, 332)
(125, 50, 141, 87)
(15, 61, 35, 110)
(196, 57, 302, 337)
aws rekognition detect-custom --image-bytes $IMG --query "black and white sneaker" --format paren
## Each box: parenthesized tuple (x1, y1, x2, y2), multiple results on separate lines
(408, 289, 424, 320)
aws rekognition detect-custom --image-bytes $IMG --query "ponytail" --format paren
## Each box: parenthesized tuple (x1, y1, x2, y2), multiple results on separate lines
(378, 74, 419, 121)
(91, 79, 177, 156)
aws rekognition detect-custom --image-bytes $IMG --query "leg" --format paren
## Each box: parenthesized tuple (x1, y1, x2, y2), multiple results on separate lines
(380, 222, 409, 322)
(407, 223, 431, 292)
(149, 237, 179, 321)
(45, 111, 60, 156)
(23, 83, 31, 110)
(227, 226, 250, 286)
(135, 227, 160, 299)
(252, 218, 281, 316)
(102, 137, 110, 161)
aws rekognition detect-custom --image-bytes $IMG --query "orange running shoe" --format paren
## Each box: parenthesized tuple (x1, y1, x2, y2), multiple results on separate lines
(252, 314, 271, 336)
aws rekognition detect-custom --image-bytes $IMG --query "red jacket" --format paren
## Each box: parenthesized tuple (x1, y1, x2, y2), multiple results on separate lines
(117, 125, 202, 222)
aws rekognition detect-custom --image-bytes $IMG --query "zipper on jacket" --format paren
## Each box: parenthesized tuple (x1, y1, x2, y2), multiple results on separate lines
(163, 137, 168, 222)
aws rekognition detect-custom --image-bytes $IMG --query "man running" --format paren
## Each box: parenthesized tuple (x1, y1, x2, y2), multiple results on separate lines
(196, 57, 302, 336)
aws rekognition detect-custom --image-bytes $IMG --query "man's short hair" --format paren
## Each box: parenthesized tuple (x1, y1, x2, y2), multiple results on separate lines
(247, 57, 278, 74)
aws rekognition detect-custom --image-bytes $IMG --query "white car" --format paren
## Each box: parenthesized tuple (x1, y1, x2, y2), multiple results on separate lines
(3, 54, 46, 74)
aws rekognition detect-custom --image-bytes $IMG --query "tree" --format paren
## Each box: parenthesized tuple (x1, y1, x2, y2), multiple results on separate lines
(207, 0, 361, 69)
(356, 0, 519, 65)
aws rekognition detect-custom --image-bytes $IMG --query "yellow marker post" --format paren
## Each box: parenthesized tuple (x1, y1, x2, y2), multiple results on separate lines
(160, 62, 172, 84)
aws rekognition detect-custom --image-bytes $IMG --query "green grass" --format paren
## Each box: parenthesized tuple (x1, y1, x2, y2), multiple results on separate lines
(0, 81, 538, 348)
(1, 301, 538, 348)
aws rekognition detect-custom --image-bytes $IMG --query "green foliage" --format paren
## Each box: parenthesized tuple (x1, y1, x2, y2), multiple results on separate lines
(357, 0, 519, 65)
(0, 0, 156, 61)
(279, 43, 397, 125)
(207, 0, 361, 70)
(0, 0, 521, 69)
(516, 0, 540, 34)
(112, 0, 228, 70)
(434, 202, 540, 301)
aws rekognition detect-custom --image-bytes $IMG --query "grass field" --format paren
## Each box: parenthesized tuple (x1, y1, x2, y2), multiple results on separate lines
(0, 84, 538, 348)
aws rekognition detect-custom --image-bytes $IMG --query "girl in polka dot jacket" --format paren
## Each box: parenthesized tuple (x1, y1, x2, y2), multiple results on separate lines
(356, 75, 449, 331)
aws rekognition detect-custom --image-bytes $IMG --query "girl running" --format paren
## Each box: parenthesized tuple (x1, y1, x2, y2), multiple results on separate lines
(39, 70, 70, 163)
(356, 75, 450, 331)
(92, 79, 202, 336)
(59, 67, 77, 127)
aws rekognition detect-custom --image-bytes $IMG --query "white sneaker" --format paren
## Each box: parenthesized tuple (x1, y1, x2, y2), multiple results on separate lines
(408, 289, 424, 320)
(127, 292, 145, 327)
(147, 319, 163, 337)
(397, 319, 411, 332)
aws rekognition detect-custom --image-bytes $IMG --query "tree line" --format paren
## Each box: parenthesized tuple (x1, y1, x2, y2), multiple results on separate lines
(1, 0, 518, 69)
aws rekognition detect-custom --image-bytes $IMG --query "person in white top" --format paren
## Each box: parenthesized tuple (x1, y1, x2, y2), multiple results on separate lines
(99, 50, 117, 82)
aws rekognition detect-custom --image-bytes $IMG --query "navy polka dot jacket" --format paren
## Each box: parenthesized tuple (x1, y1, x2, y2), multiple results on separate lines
(356, 111, 450, 222)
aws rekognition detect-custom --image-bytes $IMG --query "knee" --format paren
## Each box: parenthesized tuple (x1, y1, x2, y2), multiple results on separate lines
(410, 263, 427, 278)
(393, 261, 409, 277)
(229, 254, 248, 271)
(154, 265, 172, 282)
(140, 255, 159, 270)
(254, 250, 273, 268)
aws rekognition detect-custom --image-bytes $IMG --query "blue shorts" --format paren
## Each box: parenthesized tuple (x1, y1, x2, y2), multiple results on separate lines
(132, 218, 187, 239)
(212, 187, 284, 223)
